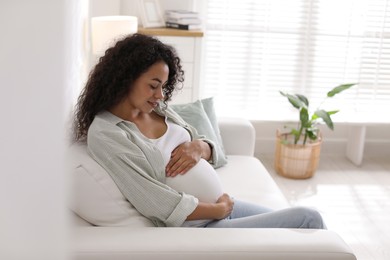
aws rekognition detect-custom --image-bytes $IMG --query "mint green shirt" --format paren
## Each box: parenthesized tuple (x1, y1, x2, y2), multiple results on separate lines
(87, 106, 218, 227)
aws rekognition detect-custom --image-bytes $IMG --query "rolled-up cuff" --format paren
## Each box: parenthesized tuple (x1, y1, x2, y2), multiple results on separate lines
(165, 193, 199, 227)
(200, 139, 218, 166)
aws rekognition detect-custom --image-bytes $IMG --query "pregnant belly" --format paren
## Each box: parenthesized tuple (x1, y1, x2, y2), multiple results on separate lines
(165, 159, 223, 203)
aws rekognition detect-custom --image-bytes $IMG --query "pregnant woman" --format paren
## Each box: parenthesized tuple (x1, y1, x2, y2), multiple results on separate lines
(73, 34, 325, 229)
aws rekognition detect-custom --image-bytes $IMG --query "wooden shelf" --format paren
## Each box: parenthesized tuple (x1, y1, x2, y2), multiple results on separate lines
(138, 27, 204, 37)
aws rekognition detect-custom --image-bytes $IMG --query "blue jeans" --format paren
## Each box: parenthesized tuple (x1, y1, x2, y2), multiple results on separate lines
(204, 200, 326, 229)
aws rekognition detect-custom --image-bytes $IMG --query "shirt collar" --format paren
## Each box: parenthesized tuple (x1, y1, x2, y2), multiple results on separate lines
(97, 110, 124, 125)
(97, 104, 169, 126)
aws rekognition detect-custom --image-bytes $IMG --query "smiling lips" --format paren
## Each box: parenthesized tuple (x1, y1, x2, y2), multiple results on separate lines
(148, 101, 159, 108)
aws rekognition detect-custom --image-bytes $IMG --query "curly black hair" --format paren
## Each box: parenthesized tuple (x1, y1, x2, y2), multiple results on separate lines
(73, 33, 184, 142)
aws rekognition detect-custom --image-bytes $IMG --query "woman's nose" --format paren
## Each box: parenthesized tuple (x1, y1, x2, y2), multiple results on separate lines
(155, 86, 164, 99)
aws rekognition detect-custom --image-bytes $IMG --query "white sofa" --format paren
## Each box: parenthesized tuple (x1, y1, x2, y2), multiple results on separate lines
(69, 118, 356, 260)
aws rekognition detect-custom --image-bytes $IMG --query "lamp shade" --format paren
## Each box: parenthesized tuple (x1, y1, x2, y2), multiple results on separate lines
(91, 16, 138, 55)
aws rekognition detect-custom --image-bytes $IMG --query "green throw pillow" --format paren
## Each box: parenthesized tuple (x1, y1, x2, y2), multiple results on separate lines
(200, 97, 226, 156)
(171, 99, 228, 169)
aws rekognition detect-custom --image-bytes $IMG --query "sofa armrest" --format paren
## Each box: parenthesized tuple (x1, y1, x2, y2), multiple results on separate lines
(72, 227, 356, 260)
(218, 118, 255, 156)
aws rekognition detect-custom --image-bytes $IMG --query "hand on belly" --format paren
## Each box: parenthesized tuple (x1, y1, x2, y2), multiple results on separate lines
(165, 159, 223, 203)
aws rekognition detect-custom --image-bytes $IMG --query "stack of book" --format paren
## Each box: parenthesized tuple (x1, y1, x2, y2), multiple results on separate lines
(165, 10, 202, 30)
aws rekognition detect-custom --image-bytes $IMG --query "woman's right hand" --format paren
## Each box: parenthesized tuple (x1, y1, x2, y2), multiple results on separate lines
(185, 193, 235, 221)
(215, 193, 234, 219)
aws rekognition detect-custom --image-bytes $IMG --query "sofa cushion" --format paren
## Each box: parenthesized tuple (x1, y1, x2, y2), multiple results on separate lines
(171, 98, 228, 168)
(73, 228, 356, 260)
(68, 143, 154, 227)
(217, 155, 290, 209)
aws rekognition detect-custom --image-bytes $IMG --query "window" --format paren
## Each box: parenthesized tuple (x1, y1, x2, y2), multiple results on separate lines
(201, 0, 390, 121)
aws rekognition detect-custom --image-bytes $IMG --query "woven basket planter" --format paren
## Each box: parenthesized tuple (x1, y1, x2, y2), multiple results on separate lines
(274, 131, 322, 179)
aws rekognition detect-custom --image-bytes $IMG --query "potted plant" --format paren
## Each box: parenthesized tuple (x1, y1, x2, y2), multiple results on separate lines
(274, 83, 357, 179)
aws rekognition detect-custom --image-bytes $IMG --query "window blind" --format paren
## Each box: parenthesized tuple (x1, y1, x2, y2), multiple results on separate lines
(201, 0, 390, 121)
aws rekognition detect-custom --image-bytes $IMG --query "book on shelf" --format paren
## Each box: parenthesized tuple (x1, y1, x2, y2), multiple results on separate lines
(165, 10, 199, 19)
(165, 22, 202, 30)
(166, 17, 202, 25)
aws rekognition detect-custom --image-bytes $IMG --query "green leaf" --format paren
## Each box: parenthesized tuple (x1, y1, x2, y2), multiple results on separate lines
(295, 94, 309, 107)
(306, 128, 318, 141)
(312, 110, 338, 121)
(315, 109, 334, 130)
(290, 128, 300, 140)
(327, 83, 357, 97)
(327, 110, 339, 115)
(300, 107, 309, 125)
(307, 126, 319, 133)
(303, 119, 313, 128)
(291, 128, 300, 135)
(280, 91, 306, 109)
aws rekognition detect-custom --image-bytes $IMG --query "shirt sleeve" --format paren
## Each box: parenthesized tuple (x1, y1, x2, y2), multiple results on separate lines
(88, 122, 198, 227)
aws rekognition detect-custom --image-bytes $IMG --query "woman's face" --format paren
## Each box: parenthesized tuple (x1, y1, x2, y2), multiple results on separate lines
(125, 61, 169, 113)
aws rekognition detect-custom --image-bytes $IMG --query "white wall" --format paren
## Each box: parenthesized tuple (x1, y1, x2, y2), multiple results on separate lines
(120, 0, 194, 18)
(0, 0, 82, 259)
(90, 0, 121, 16)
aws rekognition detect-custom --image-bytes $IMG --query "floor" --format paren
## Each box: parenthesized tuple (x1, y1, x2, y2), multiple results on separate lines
(258, 154, 390, 260)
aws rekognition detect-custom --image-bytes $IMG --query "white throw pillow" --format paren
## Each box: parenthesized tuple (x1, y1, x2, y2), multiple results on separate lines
(67, 143, 154, 227)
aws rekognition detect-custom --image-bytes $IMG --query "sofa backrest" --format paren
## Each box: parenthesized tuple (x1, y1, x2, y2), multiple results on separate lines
(218, 118, 256, 156)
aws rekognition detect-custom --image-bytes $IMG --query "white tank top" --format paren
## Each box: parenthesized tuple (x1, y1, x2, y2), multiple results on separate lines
(150, 118, 223, 204)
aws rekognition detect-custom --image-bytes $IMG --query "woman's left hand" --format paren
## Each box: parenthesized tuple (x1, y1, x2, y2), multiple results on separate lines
(166, 140, 209, 177)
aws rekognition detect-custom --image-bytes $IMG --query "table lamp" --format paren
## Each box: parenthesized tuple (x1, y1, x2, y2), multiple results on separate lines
(91, 16, 138, 56)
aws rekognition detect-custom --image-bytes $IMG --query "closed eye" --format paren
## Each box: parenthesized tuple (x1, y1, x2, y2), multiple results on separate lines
(150, 78, 163, 90)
